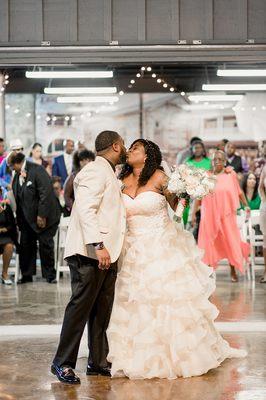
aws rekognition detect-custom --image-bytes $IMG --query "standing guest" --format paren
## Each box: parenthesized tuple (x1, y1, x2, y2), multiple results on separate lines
(0, 188, 18, 285)
(253, 141, 266, 178)
(10, 153, 61, 284)
(64, 150, 95, 214)
(185, 140, 212, 170)
(225, 142, 249, 175)
(29, 143, 49, 172)
(217, 138, 229, 152)
(0, 138, 6, 164)
(196, 150, 250, 282)
(52, 139, 74, 185)
(241, 173, 261, 210)
(258, 165, 266, 283)
(0, 138, 24, 191)
(184, 141, 212, 229)
(176, 136, 202, 166)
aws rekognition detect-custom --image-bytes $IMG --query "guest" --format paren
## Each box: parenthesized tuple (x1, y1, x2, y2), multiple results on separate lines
(0, 138, 24, 190)
(196, 150, 250, 282)
(10, 153, 61, 284)
(52, 139, 74, 185)
(225, 142, 249, 175)
(185, 140, 212, 170)
(253, 141, 266, 178)
(64, 150, 95, 213)
(176, 136, 202, 166)
(29, 142, 49, 172)
(0, 188, 18, 285)
(241, 173, 261, 210)
(184, 140, 211, 229)
(52, 176, 69, 218)
(217, 138, 229, 152)
(258, 165, 266, 283)
(0, 138, 6, 164)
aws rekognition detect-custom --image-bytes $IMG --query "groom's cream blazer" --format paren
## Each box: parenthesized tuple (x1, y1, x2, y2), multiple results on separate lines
(64, 156, 126, 263)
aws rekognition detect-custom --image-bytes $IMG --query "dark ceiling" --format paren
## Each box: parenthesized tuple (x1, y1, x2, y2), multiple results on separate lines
(3, 62, 266, 94)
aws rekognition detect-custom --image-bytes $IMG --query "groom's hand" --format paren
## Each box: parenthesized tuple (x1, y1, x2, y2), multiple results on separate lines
(95, 248, 111, 270)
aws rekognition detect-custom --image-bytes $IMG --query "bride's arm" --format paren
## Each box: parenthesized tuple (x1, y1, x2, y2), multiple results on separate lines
(155, 170, 179, 211)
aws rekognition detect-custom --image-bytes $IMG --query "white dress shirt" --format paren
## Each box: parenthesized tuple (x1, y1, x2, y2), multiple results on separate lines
(64, 152, 73, 175)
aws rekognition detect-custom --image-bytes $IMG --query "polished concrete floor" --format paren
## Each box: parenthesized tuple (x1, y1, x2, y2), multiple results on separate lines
(0, 267, 265, 400)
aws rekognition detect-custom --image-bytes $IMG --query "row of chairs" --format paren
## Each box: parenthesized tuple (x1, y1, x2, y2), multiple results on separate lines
(5, 210, 263, 284)
(237, 209, 264, 281)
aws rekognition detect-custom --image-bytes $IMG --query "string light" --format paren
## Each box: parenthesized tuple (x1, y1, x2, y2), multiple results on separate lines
(147, 67, 152, 72)
(152, 73, 157, 78)
(1, 71, 10, 94)
(136, 73, 141, 78)
(119, 90, 124, 96)
(130, 79, 135, 84)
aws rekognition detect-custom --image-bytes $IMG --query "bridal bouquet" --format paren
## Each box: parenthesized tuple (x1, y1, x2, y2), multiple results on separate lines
(167, 164, 216, 222)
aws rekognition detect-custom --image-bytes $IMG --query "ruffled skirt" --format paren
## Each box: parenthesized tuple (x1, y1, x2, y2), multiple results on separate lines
(107, 222, 246, 379)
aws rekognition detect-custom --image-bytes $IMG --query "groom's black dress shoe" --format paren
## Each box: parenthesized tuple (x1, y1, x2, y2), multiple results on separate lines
(86, 365, 111, 377)
(17, 276, 33, 284)
(51, 364, 81, 384)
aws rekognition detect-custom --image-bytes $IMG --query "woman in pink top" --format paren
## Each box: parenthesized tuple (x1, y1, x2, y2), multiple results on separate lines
(258, 165, 266, 283)
(194, 150, 250, 282)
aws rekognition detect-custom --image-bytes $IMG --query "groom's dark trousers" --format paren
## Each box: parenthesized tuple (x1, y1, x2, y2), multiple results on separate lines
(53, 254, 117, 369)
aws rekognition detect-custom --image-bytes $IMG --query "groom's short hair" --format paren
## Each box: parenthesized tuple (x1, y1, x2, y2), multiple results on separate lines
(95, 131, 121, 153)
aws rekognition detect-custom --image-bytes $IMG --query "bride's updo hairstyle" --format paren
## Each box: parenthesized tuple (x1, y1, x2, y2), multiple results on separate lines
(120, 139, 163, 187)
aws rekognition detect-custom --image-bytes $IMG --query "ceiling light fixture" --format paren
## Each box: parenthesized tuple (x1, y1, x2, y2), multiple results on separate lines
(203, 84, 266, 91)
(26, 71, 113, 79)
(217, 69, 266, 77)
(44, 87, 117, 94)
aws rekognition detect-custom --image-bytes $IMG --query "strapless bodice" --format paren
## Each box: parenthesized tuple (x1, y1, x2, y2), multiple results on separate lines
(123, 191, 170, 235)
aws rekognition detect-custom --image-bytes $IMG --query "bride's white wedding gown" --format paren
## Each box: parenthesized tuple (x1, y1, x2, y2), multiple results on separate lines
(107, 191, 246, 379)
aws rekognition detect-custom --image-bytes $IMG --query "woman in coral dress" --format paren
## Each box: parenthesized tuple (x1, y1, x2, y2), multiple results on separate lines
(196, 150, 250, 282)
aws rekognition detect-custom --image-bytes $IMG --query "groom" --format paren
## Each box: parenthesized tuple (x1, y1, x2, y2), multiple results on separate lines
(51, 131, 127, 384)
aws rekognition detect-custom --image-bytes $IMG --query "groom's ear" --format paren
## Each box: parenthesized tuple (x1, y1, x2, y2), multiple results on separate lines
(112, 142, 120, 153)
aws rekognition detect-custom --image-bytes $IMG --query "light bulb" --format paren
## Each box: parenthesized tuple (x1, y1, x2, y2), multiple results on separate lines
(141, 67, 146, 71)
(170, 87, 175, 92)
(157, 79, 161, 83)
(4, 74, 9, 80)
(163, 83, 168, 88)
(130, 79, 135, 84)
(65, 116, 70, 121)
(45, 116, 51, 121)
(152, 73, 156, 78)
(181, 92, 185, 96)
(136, 73, 141, 78)
(147, 67, 152, 71)
(71, 116, 76, 121)
(119, 90, 124, 95)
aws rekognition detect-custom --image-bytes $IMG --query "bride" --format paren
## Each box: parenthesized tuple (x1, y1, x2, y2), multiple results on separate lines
(107, 139, 246, 380)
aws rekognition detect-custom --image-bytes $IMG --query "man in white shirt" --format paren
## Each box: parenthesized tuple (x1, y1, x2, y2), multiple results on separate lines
(52, 139, 74, 185)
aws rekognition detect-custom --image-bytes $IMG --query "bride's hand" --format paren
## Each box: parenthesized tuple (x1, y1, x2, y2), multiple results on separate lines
(95, 248, 111, 270)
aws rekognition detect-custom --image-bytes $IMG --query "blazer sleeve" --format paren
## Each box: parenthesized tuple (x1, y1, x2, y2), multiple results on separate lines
(74, 165, 106, 244)
(35, 167, 55, 218)
(63, 174, 75, 210)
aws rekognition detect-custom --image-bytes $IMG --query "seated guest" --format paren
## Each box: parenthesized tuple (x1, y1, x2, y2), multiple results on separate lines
(253, 141, 266, 178)
(52, 176, 69, 217)
(0, 188, 18, 285)
(196, 150, 250, 282)
(10, 153, 61, 284)
(241, 172, 261, 210)
(64, 149, 95, 214)
(258, 165, 266, 283)
(225, 142, 249, 175)
(52, 139, 74, 185)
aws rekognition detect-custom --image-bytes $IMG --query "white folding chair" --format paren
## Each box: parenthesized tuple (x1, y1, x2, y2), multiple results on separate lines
(248, 210, 264, 281)
(237, 210, 251, 280)
(56, 216, 70, 283)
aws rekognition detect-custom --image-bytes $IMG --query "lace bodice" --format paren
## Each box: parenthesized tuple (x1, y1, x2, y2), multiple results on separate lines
(123, 191, 170, 235)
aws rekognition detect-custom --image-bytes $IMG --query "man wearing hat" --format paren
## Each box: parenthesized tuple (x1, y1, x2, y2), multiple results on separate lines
(0, 138, 24, 191)
(51, 130, 127, 384)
